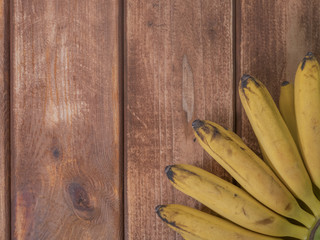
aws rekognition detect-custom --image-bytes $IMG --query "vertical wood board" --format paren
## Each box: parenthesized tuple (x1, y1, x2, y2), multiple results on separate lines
(11, 1, 122, 239)
(0, 0, 10, 239)
(125, 0, 234, 239)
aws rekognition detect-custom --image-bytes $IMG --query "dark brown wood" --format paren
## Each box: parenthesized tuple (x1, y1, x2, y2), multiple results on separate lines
(236, 0, 320, 153)
(0, 0, 10, 239)
(125, 0, 234, 239)
(11, 1, 122, 239)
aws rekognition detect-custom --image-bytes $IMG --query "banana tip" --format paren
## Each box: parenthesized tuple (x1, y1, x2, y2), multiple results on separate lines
(165, 165, 172, 174)
(192, 119, 204, 130)
(165, 165, 176, 183)
(241, 74, 251, 81)
(155, 205, 164, 213)
(240, 74, 252, 89)
(306, 52, 314, 58)
(281, 81, 289, 86)
(155, 205, 180, 229)
(301, 52, 314, 70)
(240, 74, 260, 90)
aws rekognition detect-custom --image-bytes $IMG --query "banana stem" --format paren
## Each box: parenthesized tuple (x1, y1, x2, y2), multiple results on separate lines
(309, 218, 320, 240)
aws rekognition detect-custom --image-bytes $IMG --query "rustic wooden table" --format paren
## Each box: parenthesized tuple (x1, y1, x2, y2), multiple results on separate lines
(0, 0, 319, 239)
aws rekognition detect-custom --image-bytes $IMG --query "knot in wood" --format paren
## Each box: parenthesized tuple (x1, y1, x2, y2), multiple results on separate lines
(68, 182, 95, 220)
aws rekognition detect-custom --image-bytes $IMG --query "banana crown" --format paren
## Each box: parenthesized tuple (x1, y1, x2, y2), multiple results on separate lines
(156, 52, 320, 240)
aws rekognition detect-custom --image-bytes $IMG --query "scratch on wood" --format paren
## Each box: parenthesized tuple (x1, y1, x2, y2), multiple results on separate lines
(182, 55, 194, 122)
(127, 107, 148, 129)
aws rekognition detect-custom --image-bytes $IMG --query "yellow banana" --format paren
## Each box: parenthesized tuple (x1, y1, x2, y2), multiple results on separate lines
(180, 232, 203, 240)
(294, 52, 320, 191)
(192, 119, 314, 227)
(165, 164, 308, 238)
(239, 74, 320, 217)
(258, 142, 273, 166)
(212, 125, 278, 179)
(156, 204, 281, 240)
(279, 81, 300, 146)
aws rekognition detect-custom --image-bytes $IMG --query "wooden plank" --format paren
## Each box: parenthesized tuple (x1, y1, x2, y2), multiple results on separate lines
(237, 0, 320, 153)
(0, 0, 10, 239)
(125, 1, 234, 239)
(11, 1, 122, 239)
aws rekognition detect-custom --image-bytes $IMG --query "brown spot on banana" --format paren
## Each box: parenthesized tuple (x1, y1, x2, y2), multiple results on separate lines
(255, 217, 274, 225)
(285, 203, 292, 211)
(242, 207, 247, 216)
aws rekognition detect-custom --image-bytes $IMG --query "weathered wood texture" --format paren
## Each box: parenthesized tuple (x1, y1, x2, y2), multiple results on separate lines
(0, 0, 10, 239)
(6, 1, 320, 239)
(125, 1, 234, 239)
(11, 1, 122, 239)
(237, 0, 320, 153)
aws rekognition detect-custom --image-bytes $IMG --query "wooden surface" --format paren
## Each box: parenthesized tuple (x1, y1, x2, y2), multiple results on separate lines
(125, 1, 233, 239)
(0, 0, 319, 239)
(0, 0, 10, 239)
(11, 0, 122, 239)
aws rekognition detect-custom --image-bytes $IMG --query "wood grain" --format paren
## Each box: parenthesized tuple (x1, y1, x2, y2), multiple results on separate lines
(11, 1, 122, 239)
(125, 0, 234, 239)
(237, 0, 320, 153)
(0, 0, 10, 239)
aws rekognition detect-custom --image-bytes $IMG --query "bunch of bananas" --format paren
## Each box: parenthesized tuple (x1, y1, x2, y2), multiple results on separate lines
(156, 52, 320, 240)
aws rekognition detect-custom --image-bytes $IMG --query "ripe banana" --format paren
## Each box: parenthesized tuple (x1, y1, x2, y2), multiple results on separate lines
(258, 142, 274, 167)
(294, 52, 320, 191)
(279, 81, 300, 146)
(239, 74, 320, 217)
(192, 119, 314, 227)
(165, 164, 308, 238)
(156, 53, 320, 240)
(156, 204, 280, 240)
(179, 233, 203, 240)
(260, 81, 299, 177)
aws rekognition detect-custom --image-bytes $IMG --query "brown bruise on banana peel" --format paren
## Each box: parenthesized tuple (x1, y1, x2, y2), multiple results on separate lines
(242, 207, 247, 216)
(285, 203, 292, 211)
(255, 217, 275, 225)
